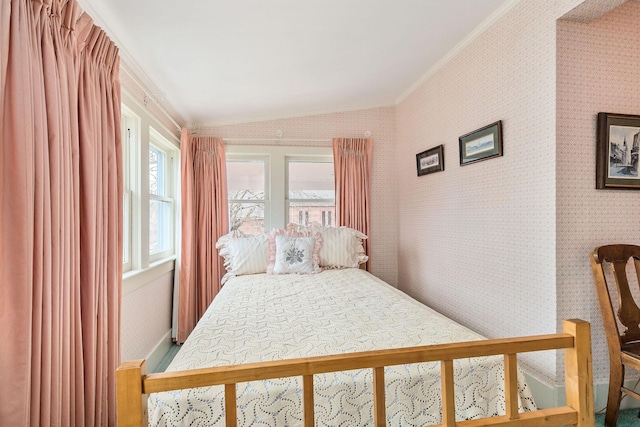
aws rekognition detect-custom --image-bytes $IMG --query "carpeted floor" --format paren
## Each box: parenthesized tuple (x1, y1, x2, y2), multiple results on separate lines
(154, 343, 181, 373)
(595, 408, 640, 426)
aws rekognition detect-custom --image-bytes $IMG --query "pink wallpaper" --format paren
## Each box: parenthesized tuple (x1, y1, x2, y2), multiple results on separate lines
(200, 107, 399, 286)
(394, 0, 577, 384)
(395, 0, 639, 391)
(557, 1, 640, 383)
(121, 271, 173, 362)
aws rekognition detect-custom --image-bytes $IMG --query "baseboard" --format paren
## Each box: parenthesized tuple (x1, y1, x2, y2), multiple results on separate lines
(523, 372, 563, 409)
(145, 330, 173, 373)
(524, 371, 640, 411)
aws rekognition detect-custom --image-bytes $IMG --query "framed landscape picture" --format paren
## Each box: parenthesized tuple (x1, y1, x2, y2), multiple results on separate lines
(416, 145, 444, 176)
(459, 121, 503, 166)
(596, 112, 640, 189)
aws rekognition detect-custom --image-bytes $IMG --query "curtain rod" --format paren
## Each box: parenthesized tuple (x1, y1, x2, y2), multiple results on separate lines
(206, 131, 371, 142)
(222, 137, 332, 143)
(119, 66, 182, 133)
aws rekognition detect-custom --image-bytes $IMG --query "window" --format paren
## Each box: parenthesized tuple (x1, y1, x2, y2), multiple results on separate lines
(148, 130, 176, 261)
(121, 107, 140, 273)
(227, 158, 267, 234)
(287, 159, 335, 227)
(226, 146, 333, 233)
(121, 94, 179, 277)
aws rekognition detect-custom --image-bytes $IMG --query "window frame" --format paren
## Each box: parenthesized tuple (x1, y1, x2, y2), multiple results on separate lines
(120, 89, 180, 287)
(148, 128, 177, 262)
(285, 156, 336, 227)
(226, 155, 270, 233)
(225, 145, 333, 232)
(121, 105, 140, 273)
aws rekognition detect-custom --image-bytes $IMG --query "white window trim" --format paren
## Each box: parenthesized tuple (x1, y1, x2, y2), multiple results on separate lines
(227, 154, 270, 232)
(120, 89, 180, 288)
(121, 105, 140, 273)
(225, 145, 332, 231)
(149, 128, 177, 263)
(285, 155, 335, 227)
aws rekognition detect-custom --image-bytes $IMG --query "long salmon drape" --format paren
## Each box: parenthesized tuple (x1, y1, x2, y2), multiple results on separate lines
(178, 130, 228, 343)
(332, 138, 373, 270)
(0, 1, 122, 425)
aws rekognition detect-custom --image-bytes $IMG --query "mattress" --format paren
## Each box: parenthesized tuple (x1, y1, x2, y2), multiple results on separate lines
(148, 268, 537, 426)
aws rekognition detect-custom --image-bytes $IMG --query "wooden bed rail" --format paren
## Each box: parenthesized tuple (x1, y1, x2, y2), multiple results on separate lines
(116, 319, 594, 427)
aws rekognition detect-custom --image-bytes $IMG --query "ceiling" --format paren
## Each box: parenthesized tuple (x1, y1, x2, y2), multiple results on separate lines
(79, 0, 514, 126)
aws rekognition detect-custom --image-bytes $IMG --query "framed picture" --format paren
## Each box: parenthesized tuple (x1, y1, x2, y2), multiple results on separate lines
(459, 121, 503, 166)
(416, 145, 444, 176)
(596, 112, 640, 189)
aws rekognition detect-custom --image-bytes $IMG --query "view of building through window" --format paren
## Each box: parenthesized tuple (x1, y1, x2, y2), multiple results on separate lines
(287, 160, 335, 227)
(226, 154, 334, 233)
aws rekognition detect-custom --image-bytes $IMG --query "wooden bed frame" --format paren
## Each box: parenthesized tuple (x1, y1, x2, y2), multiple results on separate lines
(116, 319, 594, 427)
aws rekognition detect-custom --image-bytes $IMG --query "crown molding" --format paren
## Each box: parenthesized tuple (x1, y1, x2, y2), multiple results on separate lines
(395, 0, 521, 105)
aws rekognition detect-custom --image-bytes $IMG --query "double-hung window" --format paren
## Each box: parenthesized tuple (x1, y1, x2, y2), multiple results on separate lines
(121, 93, 179, 277)
(287, 159, 335, 227)
(121, 107, 140, 273)
(226, 145, 333, 233)
(227, 157, 268, 234)
(148, 130, 176, 262)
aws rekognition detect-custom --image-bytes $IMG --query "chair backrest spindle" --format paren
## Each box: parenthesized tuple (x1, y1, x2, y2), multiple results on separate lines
(591, 244, 640, 347)
(590, 244, 640, 426)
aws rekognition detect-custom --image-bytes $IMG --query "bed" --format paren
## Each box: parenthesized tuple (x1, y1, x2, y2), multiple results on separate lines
(116, 226, 594, 426)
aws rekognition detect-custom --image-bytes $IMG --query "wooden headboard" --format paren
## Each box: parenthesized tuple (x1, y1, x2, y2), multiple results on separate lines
(116, 319, 594, 427)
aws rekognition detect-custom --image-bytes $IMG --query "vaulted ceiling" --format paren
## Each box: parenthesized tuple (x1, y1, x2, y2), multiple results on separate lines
(79, 0, 513, 126)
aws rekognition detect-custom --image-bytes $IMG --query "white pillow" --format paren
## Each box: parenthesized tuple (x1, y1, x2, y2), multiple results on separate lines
(286, 223, 368, 268)
(227, 234, 269, 274)
(267, 230, 322, 275)
(316, 226, 367, 268)
(216, 231, 269, 283)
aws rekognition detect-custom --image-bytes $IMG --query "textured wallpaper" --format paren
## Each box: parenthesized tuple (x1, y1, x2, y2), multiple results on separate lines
(202, 107, 399, 286)
(395, 0, 639, 388)
(121, 272, 173, 361)
(395, 0, 585, 384)
(557, 0, 640, 383)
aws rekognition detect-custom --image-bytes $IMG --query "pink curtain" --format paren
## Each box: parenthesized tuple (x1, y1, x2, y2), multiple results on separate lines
(0, 1, 122, 425)
(178, 130, 228, 343)
(332, 138, 373, 270)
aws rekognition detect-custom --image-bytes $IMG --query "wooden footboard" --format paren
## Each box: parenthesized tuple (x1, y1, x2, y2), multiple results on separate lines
(116, 319, 594, 427)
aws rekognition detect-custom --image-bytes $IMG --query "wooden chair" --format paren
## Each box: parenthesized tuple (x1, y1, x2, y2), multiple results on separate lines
(590, 244, 640, 426)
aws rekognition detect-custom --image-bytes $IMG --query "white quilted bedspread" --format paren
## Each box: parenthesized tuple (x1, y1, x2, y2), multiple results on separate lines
(148, 269, 536, 426)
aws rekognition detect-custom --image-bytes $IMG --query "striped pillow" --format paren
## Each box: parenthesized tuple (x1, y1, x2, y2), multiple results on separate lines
(286, 224, 368, 269)
(216, 231, 269, 283)
(315, 226, 367, 268)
